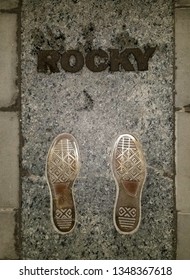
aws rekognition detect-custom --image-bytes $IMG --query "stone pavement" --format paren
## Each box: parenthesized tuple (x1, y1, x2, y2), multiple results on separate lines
(175, 0, 190, 260)
(21, 0, 174, 259)
(0, 0, 189, 260)
(0, 0, 20, 259)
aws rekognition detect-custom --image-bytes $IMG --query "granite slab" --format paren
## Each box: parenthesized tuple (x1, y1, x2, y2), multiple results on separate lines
(22, 168, 174, 260)
(21, 0, 175, 259)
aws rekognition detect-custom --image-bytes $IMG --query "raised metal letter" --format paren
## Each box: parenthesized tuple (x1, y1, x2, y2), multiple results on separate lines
(61, 50, 84, 73)
(109, 49, 135, 72)
(37, 50, 60, 73)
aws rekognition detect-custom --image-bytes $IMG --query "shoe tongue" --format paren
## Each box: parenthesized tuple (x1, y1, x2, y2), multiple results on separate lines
(122, 180, 139, 197)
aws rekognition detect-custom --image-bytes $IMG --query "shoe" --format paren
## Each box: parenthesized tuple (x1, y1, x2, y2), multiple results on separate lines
(46, 133, 80, 234)
(111, 134, 147, 234)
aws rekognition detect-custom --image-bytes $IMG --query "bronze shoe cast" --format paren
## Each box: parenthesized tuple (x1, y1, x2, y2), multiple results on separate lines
(111, 134, 147, 234)
(46, 133, 80, 234)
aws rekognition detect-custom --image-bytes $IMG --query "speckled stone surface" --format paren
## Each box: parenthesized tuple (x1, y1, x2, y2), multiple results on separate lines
(21, 0, 175, 259)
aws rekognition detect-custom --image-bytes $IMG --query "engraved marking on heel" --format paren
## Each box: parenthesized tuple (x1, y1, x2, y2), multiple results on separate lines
(118, 207, 137, 229)
(55, 208, 72, 230)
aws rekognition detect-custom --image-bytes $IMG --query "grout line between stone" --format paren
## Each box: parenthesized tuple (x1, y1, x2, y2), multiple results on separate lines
(175, 5, 190, 8)
(0, 208, 17, 212)
(178, 211, 190, 214)
(0, 8, 19, 14)
(0, 97, 20, 111)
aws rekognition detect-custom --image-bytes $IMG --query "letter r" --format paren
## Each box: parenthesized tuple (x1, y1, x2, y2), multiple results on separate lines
(37, 50, 60, 73)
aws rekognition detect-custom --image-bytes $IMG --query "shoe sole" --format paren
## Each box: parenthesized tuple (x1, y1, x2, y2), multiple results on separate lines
(111, 134, 147, 234)
(45, 133, 80, 234)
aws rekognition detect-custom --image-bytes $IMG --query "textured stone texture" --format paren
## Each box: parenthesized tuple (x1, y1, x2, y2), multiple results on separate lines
(0, 112, 19, 208)
(175, 8, 190, 107)
(0, 211, 18, 259)
(176, 113, 190, 212)
(177, 213, 190, 260)
(21, 0, 175, 259)
(22, 170, 174, 259)
(0, 0, 18, 10)
(0, 13, 18, 108)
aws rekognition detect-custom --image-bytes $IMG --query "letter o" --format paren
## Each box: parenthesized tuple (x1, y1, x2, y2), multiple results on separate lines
(61, 50, 84, 73)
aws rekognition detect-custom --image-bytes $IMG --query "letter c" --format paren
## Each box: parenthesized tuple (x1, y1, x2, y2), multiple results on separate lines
(86, 49, 108, 72)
